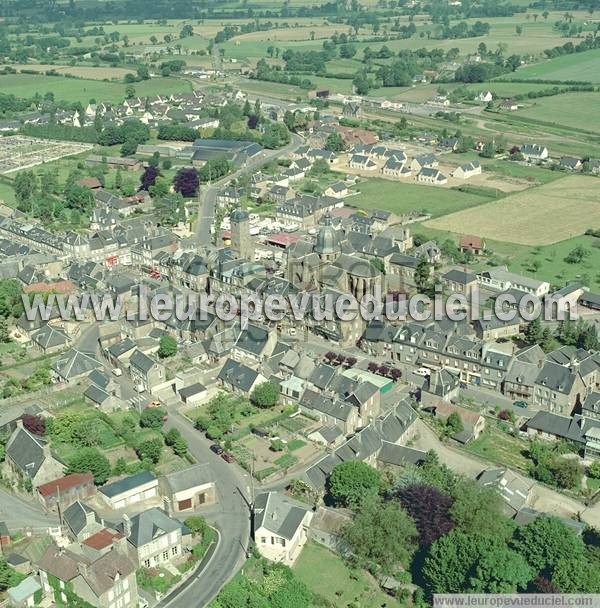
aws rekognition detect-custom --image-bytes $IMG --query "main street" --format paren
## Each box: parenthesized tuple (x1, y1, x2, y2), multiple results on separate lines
(158, 412, 251, 608)
(195, 132, 304, 247)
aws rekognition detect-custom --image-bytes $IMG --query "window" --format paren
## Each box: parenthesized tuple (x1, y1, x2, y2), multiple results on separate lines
(261, 537, 267, 544)
(163, 551, 169, 561)
(144, 559, 150, 568)
(172, 546, 178, 556)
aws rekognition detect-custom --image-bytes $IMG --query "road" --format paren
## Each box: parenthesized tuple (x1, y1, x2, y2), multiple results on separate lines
(158, 412, 251, 608)
(0, 488, 58, 531)
(195, 132, 304, 248)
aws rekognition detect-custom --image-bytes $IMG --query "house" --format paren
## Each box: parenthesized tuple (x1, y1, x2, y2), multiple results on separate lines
(477, 266, 550, 297)
(30, 324, 71, 354)
(459, 234, 486, 255)
(178, 382, 207, 405)
(433, 401, 485, 443)
(4, 422, 64, 488)
(474, 316, 521, 341)
(342, 101, 361, 119)
(582, 391, 600, 420)
(533, 361, 585, 414)
(7, 576, 42, 608)
(559, 156, 582, 171)
(323, 182, 349, 199)
(475, 91, 493, 103)
(37, 542, 138, 608)
(36, 472, 95, 510)
(521, 143, 549, 161)
(348, 154, 377, 171)
(253, 492, 313, 566)
(579, 291, 600, 310)
(589, 159, 600, 175)
(119, 508, 184, 567)
(410, 154, 438, 172)
(499, 99, 518, 111)
(99, 471, 159, 510)
(129, 349, 166, 393)
(381, 157, 411, 178)
(52, 349, 102, 382)
(417, 168, 447, 184)
(452, 161, 481, 179)
(477, 468, 533, 515)
(546, 283, 584, 319)
(441, 269, 478, 296)
(159, 463, 217, 513)
(217, 358, 267, 396)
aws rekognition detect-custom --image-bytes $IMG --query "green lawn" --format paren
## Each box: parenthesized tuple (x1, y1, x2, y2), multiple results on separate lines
(0, 73, 192, 104)
(512, 48, 600, 83)
(349, 177, 494, 218)
(513, 92, 600, 134)
(0, 181, 16, 206)
(294, 542, 401, 608)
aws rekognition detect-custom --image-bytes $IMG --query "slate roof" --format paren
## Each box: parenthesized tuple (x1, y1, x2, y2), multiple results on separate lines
(443, 269, 477, 284)
(217, 358, 260, 392)
(179, 383, 206, 399)
(6, 427, 52, 479)
(122, 507, 181, 547)
(526, 411, 600, 443)
(377, 443, 426, 466)
(235, 324, 270, 356)
(99, 471, 157, 499)
(253, 492, 310, 540)
(129, 349, 157, 373)
(63, 500, 99, 537)
(52, 349, 101, 380)
(161, 463, 214, 494)
(84, 384, 111, 405)
(535, 361, 577, 394)
(30, 324, 70, 350)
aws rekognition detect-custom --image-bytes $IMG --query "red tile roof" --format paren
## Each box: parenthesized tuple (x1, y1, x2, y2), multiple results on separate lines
(459, 235, 485, 250)
(83, 528, 124, 551)
(37, 473, 94, 497)
(267, 233, 301, 247)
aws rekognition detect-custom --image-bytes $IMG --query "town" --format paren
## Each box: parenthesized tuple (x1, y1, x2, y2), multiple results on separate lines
(0, 1, 598, 607)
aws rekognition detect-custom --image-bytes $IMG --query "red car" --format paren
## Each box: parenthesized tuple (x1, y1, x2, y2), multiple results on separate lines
(221, 452, 235, 463)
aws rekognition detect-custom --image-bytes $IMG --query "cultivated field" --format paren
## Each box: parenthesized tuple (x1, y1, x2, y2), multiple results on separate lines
(7, 64, 133, 80)
(0, 74, 192, 104)
(512, 48, 600, 83)
(425, 175, 600, 245)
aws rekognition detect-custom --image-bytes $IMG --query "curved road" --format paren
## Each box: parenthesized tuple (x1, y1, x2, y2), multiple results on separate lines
(196, 132, 305, 247)
(158, 412, 251, 608)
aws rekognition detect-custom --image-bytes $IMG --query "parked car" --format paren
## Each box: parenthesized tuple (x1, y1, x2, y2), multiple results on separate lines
(513, 400, 528, 408)
(414, 367, 431, 377)
(221, 452, 235, 463)
(210, 444, 224, 455)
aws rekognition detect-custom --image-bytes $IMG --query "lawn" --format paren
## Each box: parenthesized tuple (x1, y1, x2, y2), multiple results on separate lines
(511, 48, 600, 83)
(349, 177, 494, 218)
(294, 542, 401, 608)
(425, 174, 600, 246)
(0, 180, 16, 206)
(466, 426, 531, 473)
(513, 92, 600, 134)
(0, 73, 192, 104)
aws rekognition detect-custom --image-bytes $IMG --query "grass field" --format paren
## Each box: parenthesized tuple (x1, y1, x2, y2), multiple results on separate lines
(9, 64, 133, 80)
(512, 48, 600, 83)
(513, 92, 600, 134)
(426, 175, 600, 246)
(466, 426, 530, 473)
(0, 73, 192, 104)
(350, 177, 494, 218)
(0, 181, 16, 206)
(294, 542, 399, 608)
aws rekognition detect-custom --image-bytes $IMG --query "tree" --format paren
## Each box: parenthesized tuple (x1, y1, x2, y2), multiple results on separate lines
(524, 317, 543, 345)
(552, 553, 600, 592)
(0, 279, 24, 319)
(588, 460, 600, 479)
(395, 483, 454, 546)
(551, 458, 583, 489)
(516, 25, 523, 35)
(165, 427, 187, 456)
(262, 123, 290, 149)
(511, 516, 584, 575)
(158, 334, 178, 358)
(14, 170, 38, 212)
(342, 495, 417, 572)
(445, 412, 464, 436)
(250, 381, 279, 408)
(125, 84, 136, 99)
(140, 408, 166, 429)
(328, 460, 381, 508)
(68, 447, 111, 485)
(173, 167, 199, 197)
(136, 65, 150, 80)
(140, 165, 160, 191)
(0, 319, 10, 343)
(149, 176, 170, 199)
(423, 530, 532, 594)
(415, 256, 430, 293)
(184, 515, 209, 536)
(324, 132, 345, 152)
(120, 139, 138, 157)
(180, 24, 194, 38)
(136, 437, 163, 463)
(480, 141, 496, 158)
(21, 414, 45, 436)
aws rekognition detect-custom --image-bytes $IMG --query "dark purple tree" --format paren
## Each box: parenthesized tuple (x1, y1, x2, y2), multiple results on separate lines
(532, 577, 561, 594)
(173, 168, 199, 197)
(247, 114, 259, 129)
(498, 409, 512, 420)
(378, 365, 390, 377)
(324, 352, 336, 361)
(390, 368, 402, 381)
(346, 356, 357, 367)
(336, 353, 346, 364)
(367, 361, 379, 372)
(21, 414, 45, 436)
(140, 165, 159, 191)
(395, 483, 454, 547)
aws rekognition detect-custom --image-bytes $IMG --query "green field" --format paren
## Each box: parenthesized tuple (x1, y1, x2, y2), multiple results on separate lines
(0, 181, 16, 207)
(0, 73, 192, 104)
(294, 542, 400, 607)
(513, 92, 600, 133)
(349, 177, 493, 218)
(513, 48, 600, 83)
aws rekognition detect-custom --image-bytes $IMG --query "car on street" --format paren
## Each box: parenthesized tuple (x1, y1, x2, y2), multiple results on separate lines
(221, 452, 235, 463)
(513, 400, 528, 408)
(414, 367, 431, 377)
(210, 444, 224, 455)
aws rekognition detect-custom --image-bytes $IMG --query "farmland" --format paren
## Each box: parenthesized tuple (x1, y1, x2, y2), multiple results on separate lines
(512, 48, 600, 83)
(0, 73, 192, 104)
(425, 175, 600, 246)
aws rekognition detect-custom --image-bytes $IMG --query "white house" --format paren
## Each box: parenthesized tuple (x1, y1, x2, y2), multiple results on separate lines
(475, 91, 493, 103)
(452, 160, 482, 179)
(521, 144, 549, 161)
(99, 471, 159, 510)
(477, 266, 550, 297)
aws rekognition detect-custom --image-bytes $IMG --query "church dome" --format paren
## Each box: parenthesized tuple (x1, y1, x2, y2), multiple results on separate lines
(230, 208, 249, 222)
(314, 215, 341, 255)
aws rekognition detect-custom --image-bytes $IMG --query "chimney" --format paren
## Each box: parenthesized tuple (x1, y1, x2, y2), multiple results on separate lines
(122, 514, 131, 538)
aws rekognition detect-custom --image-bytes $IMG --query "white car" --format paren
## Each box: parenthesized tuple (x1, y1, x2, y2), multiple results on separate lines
(288, 328, 297, 336)
(414, 367, 431, 377)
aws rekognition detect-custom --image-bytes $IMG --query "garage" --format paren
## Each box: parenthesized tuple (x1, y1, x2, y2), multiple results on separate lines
(178, 498, 192, 511)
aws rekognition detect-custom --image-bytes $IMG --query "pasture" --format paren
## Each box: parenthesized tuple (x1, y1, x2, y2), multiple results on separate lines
(513, 92, 600, 133)
(8, 64, 133, 80)
(425, 175, 600, 246)
(0, 73, 192, 104)
(349, 177, 493, 218)
(512, 48, 600, 83)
